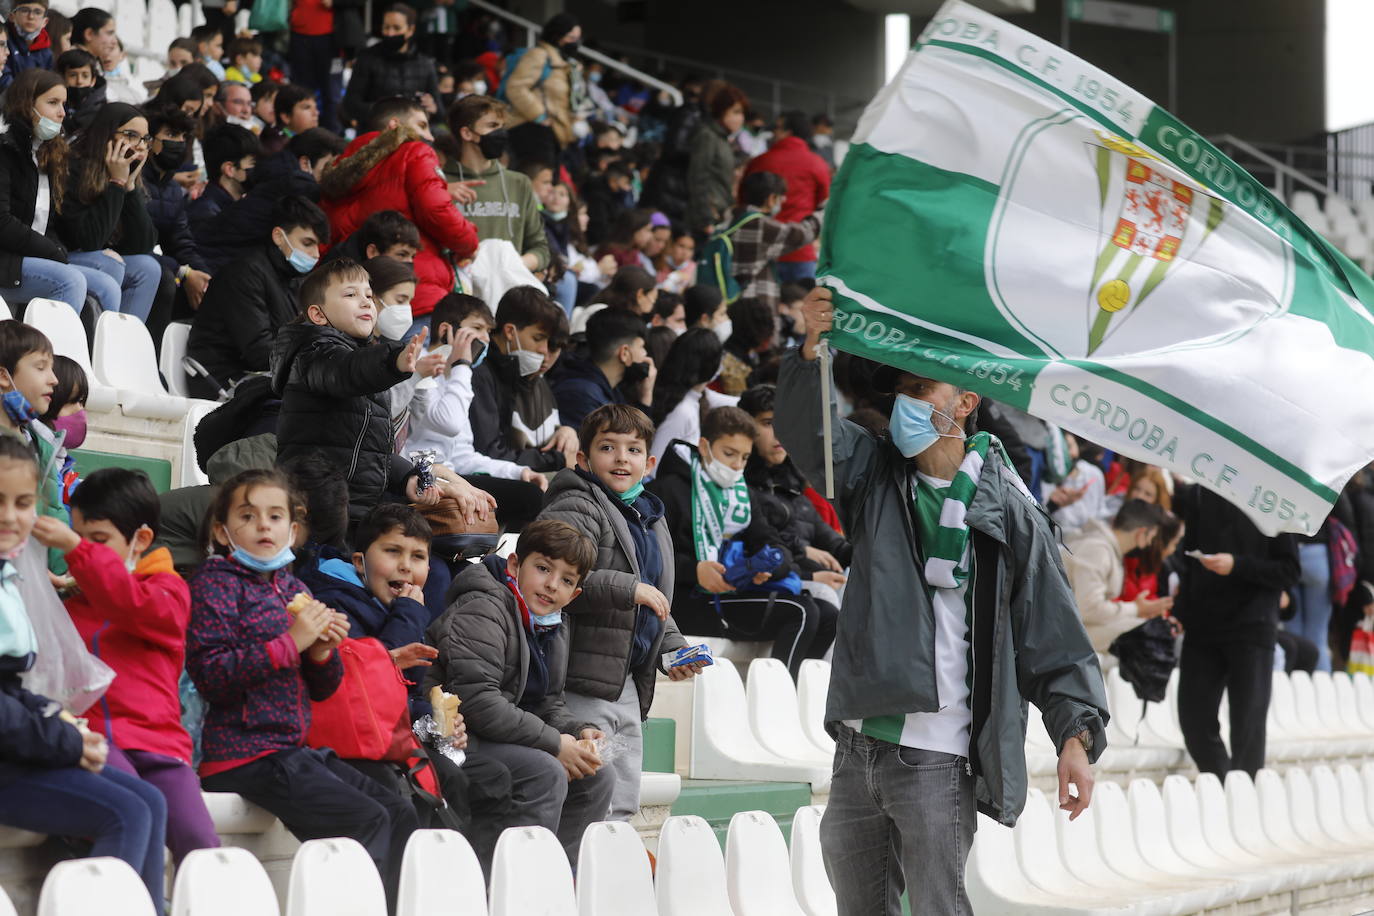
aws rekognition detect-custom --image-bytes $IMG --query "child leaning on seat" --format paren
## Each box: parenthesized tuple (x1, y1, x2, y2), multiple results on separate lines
(538, 403, 706, 823)
(187, 467, 418, 911)
(32, 467, 221, 863)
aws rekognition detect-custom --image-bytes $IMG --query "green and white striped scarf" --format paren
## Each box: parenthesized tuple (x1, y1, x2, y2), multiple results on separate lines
(923, 431, 1029, 589)
(689, 452, 752, 564)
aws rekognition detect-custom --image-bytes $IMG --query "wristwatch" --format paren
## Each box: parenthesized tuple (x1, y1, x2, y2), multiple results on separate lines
(1070, 728, 1093, 755)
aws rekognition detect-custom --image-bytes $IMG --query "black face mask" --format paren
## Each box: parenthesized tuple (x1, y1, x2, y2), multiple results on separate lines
(376, 34, 406, 54)
(66, 86, 89, 108)
(561, 40, 580, 58)
(622, 360, 651, 386)
(153, 140, 187, 171)
(476, 128, 510, 160)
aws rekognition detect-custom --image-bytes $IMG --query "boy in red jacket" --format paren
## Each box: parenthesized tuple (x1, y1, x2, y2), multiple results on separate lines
(32, 467, 220, 862)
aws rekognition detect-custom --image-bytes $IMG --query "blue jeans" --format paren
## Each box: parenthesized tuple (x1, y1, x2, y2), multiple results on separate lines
(0, 764, 167, 915)
(775, 260, 817, 286)
(820, 725, 975, 915)
(552, 270, 578, 316)
(68, 250, 160, 322)
(4, 257, 92, 313)
(1290, 542, 1333, 671)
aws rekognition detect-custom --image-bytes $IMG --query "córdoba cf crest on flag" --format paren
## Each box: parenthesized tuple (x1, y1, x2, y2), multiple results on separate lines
(818, 0, 1374, 535)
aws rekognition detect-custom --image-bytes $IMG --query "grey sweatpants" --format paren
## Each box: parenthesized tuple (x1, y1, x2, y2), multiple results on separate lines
(563, 675, 644, 822)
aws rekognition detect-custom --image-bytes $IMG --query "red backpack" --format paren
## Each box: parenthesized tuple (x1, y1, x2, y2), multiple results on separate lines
(306, 638, 440, 797)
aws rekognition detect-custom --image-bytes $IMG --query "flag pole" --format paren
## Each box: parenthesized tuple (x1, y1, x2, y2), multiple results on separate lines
(818, 341, 835, 499)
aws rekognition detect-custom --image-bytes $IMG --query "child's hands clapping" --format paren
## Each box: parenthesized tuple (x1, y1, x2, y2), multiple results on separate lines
(287, 598, 332, 652)
(32, 516, 81, 554)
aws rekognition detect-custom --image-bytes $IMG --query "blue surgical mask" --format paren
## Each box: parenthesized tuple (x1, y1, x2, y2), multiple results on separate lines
(228, 536, 296, 573)
(508, 573, 561, 627)
(286, 244, 318, 274)
(618, 480, 645, 504)
(889, 393, 963, 459)
(33, 114, 61, 143)
(1, 391, 36, 425)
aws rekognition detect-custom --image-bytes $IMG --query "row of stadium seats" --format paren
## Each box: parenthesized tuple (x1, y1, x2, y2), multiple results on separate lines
(970, 763, 1374, 914)
(11, 806, 839, 916)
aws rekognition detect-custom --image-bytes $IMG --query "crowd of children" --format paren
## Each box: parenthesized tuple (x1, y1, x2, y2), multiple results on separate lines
(0, 2, 869, 910)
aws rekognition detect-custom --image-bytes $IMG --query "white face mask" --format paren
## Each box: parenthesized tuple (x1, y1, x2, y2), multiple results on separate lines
(512, 346, 544, 377)
(226, 114, 257, 129)
(473, 79, 488, 96)
(713, 318, 733, 343)
(376, 301, 413, 340)
(703, 444, 743, 489)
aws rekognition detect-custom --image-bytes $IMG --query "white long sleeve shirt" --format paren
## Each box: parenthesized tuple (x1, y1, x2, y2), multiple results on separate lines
(406, 363, 529, 480)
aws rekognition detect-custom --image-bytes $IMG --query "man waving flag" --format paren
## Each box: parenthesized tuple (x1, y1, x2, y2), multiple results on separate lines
(819, 0, 1374, 535)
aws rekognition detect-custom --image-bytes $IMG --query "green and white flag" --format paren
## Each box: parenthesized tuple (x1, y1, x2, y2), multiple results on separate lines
(821, 0, 1374, 536)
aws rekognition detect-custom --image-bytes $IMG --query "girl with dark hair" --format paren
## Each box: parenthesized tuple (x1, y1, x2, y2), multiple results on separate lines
(648, 326, 735, 466)
(594, 207, 655, 271)
(594, 264, 657, 315)
(718, 296, 775, 396)
(543, 181, 612, 315)
(0, 69, 109, 316)
(363, 255, 418, 341)
(153, 63, 220, 120)
(49, 102, 163, 322)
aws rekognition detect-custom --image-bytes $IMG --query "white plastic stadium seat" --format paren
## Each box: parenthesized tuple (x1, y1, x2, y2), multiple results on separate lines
(488, 826, 575, 916)
(746, 659, 830, 766)
(0, 883, 15, 916)
(285, 838, 387, 916)
(725, 811, 806, 916)
(690, 658, 829, 788)
(639, 771, 682, 807)
(0, 299, 11, 320)
(37, 857, 155, 916)
(23, 298, 117, 412)
(789, 806, 836, 916)
(655, 815, 733, 916)
(93, 311, 190, 419)
(576, 821, 656, 916)
(172, 847, 280, 916)
(159, 321, 193, 398)
(180, 399, 216, 486)
(396, 829, 486, 916)
(796, 660, 834, 755)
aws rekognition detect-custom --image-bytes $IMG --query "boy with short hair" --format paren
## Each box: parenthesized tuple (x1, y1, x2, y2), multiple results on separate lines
(187, 195, 330, 398)
(271, 258, 446, 527)
(550, 308, 656, 431)
(55, 47, 105, 131)
(190, 24, 225, 80)
(322, 209, 422, 268)
(224, 36, 263, 85)
(539, 404, 703, 822)
(648, 405, 837, 678)
(425, 518, 613, 865)
(1, 0, 53, 89)
(32, 468, 220, 862)
(0, 320, 67, 572)
(468, 287, 575, 473)
(261, 83, 320, 155)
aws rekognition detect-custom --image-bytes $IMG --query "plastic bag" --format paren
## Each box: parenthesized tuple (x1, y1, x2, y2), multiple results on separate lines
(464, 238, 542, 311)
(16, 537, 114, 712)
(248, 0, 288, 33)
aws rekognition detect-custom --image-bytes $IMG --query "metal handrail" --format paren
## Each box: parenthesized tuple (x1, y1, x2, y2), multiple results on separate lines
(462, 0, 683, 107)
(1211, 133, 1334, 198)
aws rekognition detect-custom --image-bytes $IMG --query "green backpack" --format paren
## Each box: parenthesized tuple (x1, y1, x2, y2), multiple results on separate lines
(697, 212, 762, 305)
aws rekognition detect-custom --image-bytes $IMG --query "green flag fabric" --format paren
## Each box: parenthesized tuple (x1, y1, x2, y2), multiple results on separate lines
(820, 0, 1374, 536)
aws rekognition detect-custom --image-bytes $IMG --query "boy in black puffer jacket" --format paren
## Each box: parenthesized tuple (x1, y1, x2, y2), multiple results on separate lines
(270, 258, 446, 529)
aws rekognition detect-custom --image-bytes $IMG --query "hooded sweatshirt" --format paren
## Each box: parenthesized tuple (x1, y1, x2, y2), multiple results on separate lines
(442, 157, 550, 270)
(64, 542, 193, 762)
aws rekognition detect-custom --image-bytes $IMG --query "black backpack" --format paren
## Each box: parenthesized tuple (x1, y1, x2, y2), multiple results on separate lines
(1109, 616, 1177, 704)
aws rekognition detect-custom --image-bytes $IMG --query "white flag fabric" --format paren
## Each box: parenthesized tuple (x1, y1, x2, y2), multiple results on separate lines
(819, 0, 1374, 535)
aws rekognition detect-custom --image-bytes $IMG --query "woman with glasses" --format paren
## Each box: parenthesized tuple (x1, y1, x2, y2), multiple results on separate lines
(0, 69, 122, 317)
(49, 102, 162, 323)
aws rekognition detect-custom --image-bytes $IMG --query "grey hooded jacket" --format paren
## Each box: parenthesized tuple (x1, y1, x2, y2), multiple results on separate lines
(539, 469, 688, 717)
(775, 350, 1109, 826)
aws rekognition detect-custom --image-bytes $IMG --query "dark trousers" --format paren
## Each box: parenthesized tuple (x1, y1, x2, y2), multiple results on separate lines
(288, 32, 339, 131)
(202, 747, 417, 912)
(0, 764, 168, 915)
(1177, 637, 1274, 777)
(106, 744, 220, 863)
(463, 474, 544, 532)
(672, 590, 838, 679)
(342, 751, 514, 878)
